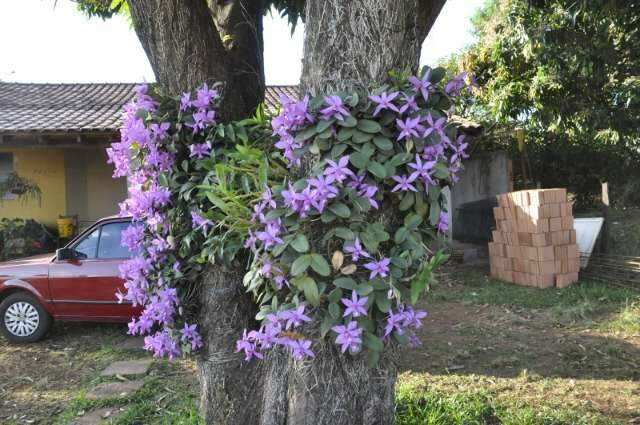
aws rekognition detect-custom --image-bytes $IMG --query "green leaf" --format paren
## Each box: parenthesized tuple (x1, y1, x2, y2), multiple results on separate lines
(357, 119, 382, 134)
(337, 128, 355, 142)
(321, 210, 337, 223)
(367, 161, 387, 178)
(375, 292, 391, 313)
(329, 202, 351, 218)
(373, 135, 394, 151)
(429, 202, 441, 226)
(399, 192, 415, 211)
(328, 302, 341, 319)
(363, 333, 384, 352)
(292, 275, 320, 306)
(395, 226, 409, 244)
(335, 227, 355, 240)
(328, 288, 343, 303)
(290, 234, 310, 253)
(331, 143, 348, 158)
(356, 284, 374, 296)
(320, 314, 335, 338)
(352, 130, 373, 144)
(333, 277, 357, 290)
(350, 152, 369, 169)
(404, 213, 423, 230)
(310, 253, 331, 276)
(205, 193, 228, 210)
(291, 254, 312, 276)
(316, 119, 334, 133)
(337, 115, 357, 127)
(367, 349, 380, 368)
(429, 67, 447, 83)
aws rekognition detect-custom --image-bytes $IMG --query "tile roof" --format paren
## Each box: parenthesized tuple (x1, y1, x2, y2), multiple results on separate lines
(0, 82, 298, 135)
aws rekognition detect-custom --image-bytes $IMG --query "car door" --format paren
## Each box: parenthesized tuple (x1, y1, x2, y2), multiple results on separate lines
(48, 220, 138, 321)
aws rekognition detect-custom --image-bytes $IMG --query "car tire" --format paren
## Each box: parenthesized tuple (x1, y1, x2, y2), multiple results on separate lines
(0, 292, 52, 343)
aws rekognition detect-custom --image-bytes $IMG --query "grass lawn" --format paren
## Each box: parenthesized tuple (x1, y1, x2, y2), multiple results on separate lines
(1, 266, 638, 424)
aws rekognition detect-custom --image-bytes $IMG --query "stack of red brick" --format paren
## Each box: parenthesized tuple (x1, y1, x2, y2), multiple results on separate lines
(489, 189, 580, 288)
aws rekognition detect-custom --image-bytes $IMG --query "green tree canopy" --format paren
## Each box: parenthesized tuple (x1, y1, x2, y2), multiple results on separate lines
(451, 0, 640, 206)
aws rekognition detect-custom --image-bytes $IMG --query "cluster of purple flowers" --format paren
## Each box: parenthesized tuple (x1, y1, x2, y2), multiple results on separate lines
(236, 306, 314, 361)
(107, 83, 223, 358)
(272, 95, 314, 167)
(384, 305, 428, 347)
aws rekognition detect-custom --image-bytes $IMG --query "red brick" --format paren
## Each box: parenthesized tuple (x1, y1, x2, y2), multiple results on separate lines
(556, 272, 579, 288)
(567, 244, 580, 259)
(549, 217, 563, 232)
(537, 246, 555, 261)
(561, 216, 574, 230)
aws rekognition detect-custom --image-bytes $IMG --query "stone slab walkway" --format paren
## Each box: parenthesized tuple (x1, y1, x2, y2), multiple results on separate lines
(100, 359, 153, 377)
(86, 380, 145, 401)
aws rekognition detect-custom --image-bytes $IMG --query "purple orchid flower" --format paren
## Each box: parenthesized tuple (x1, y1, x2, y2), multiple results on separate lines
(363, 257, 391, 279)
(320, 96, 350, 121)
(437, 211, 449, 233)
(279, 305, 312, 330)
(189, 142, 211, 159)
(368, 91, 400, 116)
(331, 321, 363, 354)
(191, 210, 213, 232)
(342, 290, 368, 317)
(391, 174, 418, 192)
(324, 155, 355, 183)
(408, 69, 432, 101)
(344, 238, 370, 262)
(396, 116, 421, 141)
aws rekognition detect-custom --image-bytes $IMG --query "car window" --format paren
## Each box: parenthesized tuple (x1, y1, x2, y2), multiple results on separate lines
(98, 222, 133, 259)
(74, 228, 100, 259)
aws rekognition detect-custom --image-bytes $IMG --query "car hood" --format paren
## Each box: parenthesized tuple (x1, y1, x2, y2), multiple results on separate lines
(0, 253, 55, 268)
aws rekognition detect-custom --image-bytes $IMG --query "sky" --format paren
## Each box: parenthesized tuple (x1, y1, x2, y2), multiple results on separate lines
(0, 0, 485, 85)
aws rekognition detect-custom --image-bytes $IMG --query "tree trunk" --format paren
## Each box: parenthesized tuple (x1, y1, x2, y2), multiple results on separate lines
(197, 260, 266, 425)
(258, 340, 398, 425)
(255, 1, 446, 424)
(128, 0, 264, 121)
(301, 0, 446, 94)
(127, 3, 268, 423)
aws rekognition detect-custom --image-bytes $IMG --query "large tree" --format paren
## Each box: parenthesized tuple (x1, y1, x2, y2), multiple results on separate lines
(76, 1, 446, 423)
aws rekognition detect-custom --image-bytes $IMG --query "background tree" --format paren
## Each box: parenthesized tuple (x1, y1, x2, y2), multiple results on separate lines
(76, 1, 446, 423)
(448, 0, 640, 207)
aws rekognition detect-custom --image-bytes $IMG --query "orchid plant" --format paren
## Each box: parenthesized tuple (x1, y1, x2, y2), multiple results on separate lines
(107, 66, 474, 364)
(239, 67, 472, 365)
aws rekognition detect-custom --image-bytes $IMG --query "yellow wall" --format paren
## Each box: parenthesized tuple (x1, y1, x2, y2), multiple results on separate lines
(0, 147, 66, 227)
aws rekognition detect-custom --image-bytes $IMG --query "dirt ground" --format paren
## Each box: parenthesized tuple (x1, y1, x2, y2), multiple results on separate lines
(400, 301, 640, 421)
(1, 267, 639, 424)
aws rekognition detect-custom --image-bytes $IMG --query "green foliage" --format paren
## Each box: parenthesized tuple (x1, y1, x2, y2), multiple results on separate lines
(242, 66, 470, 360)
(75, 0, 305, 28)
(452, 0, 640, 208)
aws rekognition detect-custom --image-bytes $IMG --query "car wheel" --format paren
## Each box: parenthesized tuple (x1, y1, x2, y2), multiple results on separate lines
(0, 292, 52, 343)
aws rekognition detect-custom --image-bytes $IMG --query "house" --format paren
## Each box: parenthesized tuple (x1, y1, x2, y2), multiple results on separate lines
(0, 82, 297, 230)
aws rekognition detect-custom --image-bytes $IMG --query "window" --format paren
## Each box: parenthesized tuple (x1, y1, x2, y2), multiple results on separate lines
(0, 153, 16, 200)
(74, 228, 100, 259)
(97, 222, 133, 259)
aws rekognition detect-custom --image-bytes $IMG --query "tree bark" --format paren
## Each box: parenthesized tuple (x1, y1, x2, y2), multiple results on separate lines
(197, 260, 266, 425)
(301, 0, 446, 94)
(128, 0, 264, 121)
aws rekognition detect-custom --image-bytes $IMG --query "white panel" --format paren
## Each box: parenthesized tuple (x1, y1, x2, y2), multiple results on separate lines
(574, 217, 604, 268)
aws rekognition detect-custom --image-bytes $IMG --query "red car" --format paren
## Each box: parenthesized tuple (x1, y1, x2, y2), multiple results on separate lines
(0, 216, 140, 343)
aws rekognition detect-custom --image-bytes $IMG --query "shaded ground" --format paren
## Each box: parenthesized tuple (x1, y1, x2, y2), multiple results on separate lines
(1, 266, 638, 424)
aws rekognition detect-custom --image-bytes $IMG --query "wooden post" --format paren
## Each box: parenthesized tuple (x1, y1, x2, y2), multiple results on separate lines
(600, 182, 609, 253)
